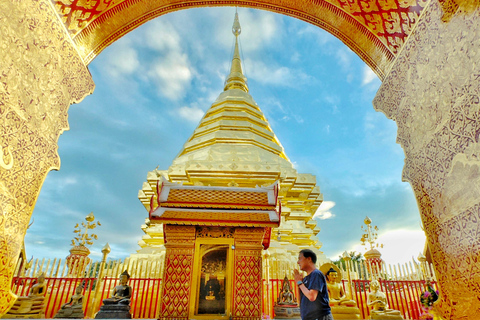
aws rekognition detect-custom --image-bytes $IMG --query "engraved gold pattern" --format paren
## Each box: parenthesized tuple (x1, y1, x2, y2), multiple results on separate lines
(373, 2, 480, 318)
(52, 0, 427, 78)
(160, 226, 196, 318)
(0, 0, 94, 314)
(196, 226, 235, 238)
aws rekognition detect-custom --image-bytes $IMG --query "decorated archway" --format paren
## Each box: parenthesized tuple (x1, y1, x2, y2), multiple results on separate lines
(1, 0, 479, 319)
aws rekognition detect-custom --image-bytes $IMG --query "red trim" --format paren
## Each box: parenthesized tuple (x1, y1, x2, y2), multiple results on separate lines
(156, 180, 161, 206)
(262, 227, 272, 250)
(160, 201, 275, 208)
(149, 196, 154, 214)
(152, 217, 279, 227)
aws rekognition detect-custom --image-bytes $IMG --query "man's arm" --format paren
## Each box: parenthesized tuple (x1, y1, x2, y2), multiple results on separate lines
(298, 284, 318, 302)
(293, 269, 319, 302)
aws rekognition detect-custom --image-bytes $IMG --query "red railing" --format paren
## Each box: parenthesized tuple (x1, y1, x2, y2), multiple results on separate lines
(11, 276, 162, 319)
(263, 278, 437, 320)
(11, 276, 436, 319)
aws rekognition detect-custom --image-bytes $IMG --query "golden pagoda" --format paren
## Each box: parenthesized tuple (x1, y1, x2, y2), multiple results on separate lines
(134, 10, 328, 280)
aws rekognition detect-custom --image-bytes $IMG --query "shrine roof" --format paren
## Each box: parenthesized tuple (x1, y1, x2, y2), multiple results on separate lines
(150, 207, 280, 227)
(157, 180, 278, 210)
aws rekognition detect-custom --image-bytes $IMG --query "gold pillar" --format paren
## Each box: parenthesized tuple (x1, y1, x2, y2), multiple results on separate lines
(373, 1, 480, 318)
(232, 228, 265, 320)
(0, 0, 94, 315)
(159, 225, 196, 320)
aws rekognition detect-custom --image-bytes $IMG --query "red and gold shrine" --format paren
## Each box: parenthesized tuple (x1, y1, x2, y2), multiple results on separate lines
(151, 180, 280, 320)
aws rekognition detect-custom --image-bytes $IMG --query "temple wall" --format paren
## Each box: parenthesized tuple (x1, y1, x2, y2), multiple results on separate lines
(373, 2, 480, 319)
(0, 0, 94, 314)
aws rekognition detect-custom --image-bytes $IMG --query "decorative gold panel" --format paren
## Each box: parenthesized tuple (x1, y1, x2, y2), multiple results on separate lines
(160, 225, 196, 319)
(232, 253, 262, 319)
(232, 228, 264, 319)
(158, 210, 274, 223)
(373, 2, 480, 319)
(51, 0, 427, 78)
(0, 0, 94, 315)
(165, 189, 270, 206)
(196, 227, 235, 238)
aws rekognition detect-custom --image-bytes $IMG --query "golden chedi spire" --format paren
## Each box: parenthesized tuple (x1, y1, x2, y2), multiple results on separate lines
(136, 10, 327, 272)
(170, 10, 291, 175)
(224, 11, 248, 92)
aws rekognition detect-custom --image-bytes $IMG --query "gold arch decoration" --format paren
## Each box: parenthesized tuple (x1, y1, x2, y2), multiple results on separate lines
(54, 0, 429, 79)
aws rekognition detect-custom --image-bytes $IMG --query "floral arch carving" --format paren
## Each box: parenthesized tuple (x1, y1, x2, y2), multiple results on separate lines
(55, 0, 427, 79)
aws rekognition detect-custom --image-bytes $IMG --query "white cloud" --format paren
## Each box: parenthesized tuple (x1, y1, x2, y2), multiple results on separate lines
(364, 110, 398, 146)
(362, 65, 379, 86)
(324, 124, 331, 135)
(177, 105, 205, 123)
(103, 40, 140, 78)
(144, 20, 182, 52)
(261, 97, 304, 125)
(323, 95, 340, 114)
(297, 25, 333, 45)
(246, 59, 313, 87)
(348, 229, 427, 265)
(148, 53, 193, 100)
(336, 48, 352, 70)
(313, 200, 336, 220)
(233, 11, 278, 52)
(210, 9, 279, 53)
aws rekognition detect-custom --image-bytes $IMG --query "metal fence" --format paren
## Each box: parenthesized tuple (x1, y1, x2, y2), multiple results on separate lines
(11, 256, 437, 319)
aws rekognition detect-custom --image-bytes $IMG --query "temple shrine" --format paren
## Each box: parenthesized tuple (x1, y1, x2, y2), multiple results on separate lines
(134, 11, 327, 319)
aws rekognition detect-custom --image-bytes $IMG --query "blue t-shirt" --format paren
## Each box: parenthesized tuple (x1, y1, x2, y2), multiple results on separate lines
(299, 269, 331, 320)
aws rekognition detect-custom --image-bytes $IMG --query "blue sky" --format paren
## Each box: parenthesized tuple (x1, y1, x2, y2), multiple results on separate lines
(26, 7, 425, 265)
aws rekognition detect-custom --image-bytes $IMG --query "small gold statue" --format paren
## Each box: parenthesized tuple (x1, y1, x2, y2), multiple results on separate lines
(367, 280, 403, 319)
(3, 273, 47, 318)
(54, 285, 84, 318)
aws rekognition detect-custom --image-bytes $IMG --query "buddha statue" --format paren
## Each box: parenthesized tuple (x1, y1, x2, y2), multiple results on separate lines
(95, 270, 133, 319)
(103, 270, 132, 305)
(273, 276, 300, 318)
(3, 273, 47, 318)
(54, 285, 84, 318)
(367, 280, 403, 319)
(320, 263, 361, 320)
(277, 276, 296, 305)
(325, 268, 357, 307)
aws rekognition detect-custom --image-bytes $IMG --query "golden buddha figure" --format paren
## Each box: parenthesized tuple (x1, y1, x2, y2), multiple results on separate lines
(325, 268, 357, 307)
(54, 284, 84, 318)
(4, 273, 47, 318)
(320, 263, 361, 319)
(367, 280, 403, 319)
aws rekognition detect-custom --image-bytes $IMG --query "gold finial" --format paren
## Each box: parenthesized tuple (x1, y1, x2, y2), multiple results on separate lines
(360, 216, 383, 250)
(224, 9, 248, 92)
(232, 10, 241, 36)
(72, 212, 101, 247)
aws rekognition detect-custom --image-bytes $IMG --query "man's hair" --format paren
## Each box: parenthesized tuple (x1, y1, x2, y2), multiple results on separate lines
(300, 249, 317, 264)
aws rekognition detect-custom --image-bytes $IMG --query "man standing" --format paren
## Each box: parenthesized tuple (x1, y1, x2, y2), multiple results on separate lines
(294, 249, 333, 320)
